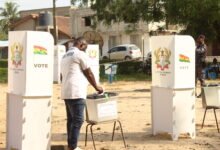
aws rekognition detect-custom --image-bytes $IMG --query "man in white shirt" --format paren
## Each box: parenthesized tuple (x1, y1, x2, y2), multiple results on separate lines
(61, 37, 103, 150)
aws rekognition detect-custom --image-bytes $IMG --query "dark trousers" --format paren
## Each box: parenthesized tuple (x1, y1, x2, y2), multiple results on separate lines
(64, 99, 85, 149)
(196, 65, 205, 86)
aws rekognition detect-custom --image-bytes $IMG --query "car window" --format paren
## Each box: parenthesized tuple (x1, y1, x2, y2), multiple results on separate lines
(109, 47, 117, 53)
(129, 45, 139, 50)
(117, 46, 126, 52)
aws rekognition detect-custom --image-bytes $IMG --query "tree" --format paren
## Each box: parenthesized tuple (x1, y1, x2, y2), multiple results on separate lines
(0, 32, 7, 40)
(71, 0, 90, 7)
(71, 0, 220, 42)
(163, 0, 220, 41)
(70, 0, 166, 26)
(90, 0, 164, 25)
(0, 2, 20, 34)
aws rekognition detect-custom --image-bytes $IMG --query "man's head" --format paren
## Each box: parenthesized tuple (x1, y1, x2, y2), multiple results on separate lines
(74, 37, 88, 51)
(197, 34, 205, 45)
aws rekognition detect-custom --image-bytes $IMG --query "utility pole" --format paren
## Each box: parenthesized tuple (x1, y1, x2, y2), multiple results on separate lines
(53, 0, 57, 45)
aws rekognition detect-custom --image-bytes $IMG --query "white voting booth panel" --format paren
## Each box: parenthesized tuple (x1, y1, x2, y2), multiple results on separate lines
(151, 35, 195, 88)
(53, 45, 65, 84)
(8, 31, 54, 96)
(7, 93, 52, 150)
(7, 31, 54, 150)
(86, 98, 118, 122)
(151, 35, 196, 140)
(151, 87, 195, 140)
(86, 44, 100, 84)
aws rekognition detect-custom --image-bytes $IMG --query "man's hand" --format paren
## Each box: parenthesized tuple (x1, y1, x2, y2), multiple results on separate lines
(83, 68, 104, 94)
(96, 86, 104, 94)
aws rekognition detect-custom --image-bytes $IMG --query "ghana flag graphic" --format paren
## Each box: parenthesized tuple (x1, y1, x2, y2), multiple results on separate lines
(179, 54, 190, 63)
(34, 45, 47, 55)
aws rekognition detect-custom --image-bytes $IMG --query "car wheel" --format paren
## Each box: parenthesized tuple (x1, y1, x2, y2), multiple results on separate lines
(125, 56, 131, 60)
(102, 56, 108, 60)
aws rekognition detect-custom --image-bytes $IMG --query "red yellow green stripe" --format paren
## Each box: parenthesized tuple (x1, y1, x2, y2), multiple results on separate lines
(34, 45, 47, 55)
(179, 54, 190, 62)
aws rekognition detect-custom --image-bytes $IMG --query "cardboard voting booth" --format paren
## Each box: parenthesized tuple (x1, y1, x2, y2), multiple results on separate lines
(86, 44, 100, 84)
(151, 35, 195, 88)
(151, 35, 196, 140)
(7, 94, 52, 150)
(7, 31, 54, 150)
(53, 45, 65, 84)
(8, 31, 54, 96)
(151, 87, 195, 140)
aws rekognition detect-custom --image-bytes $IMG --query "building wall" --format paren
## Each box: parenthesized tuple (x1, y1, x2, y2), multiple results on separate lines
(70, 7, 151, 58)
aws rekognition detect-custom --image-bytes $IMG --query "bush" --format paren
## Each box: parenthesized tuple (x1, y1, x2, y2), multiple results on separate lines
(0, 68, 7, 83)
(0, 59, 8, 68)
(117, 61, 143, 74)
(100, 61, 143, 75)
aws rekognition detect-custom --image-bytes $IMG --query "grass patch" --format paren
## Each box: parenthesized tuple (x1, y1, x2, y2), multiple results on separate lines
(0, 68, 7, 83)
(0, 59, 8, 68)
(100, 73, 151, 82)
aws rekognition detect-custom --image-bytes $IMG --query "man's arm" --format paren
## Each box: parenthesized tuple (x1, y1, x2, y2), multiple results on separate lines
(83, 68, 103, 94)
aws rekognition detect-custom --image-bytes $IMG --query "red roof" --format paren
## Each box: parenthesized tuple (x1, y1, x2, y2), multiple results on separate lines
(11, 14, 71, 38)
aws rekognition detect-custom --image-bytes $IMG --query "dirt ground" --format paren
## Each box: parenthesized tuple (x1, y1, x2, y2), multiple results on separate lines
(1, 81, 220, 150)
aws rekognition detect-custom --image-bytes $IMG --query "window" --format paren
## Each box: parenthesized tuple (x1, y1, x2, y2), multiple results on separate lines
(84, 16, 92, 26)
(130, 34, 141, 49)
(118, 47, 126, 52)
(109, 47, 117, 53)
(109, 36, 117, 49)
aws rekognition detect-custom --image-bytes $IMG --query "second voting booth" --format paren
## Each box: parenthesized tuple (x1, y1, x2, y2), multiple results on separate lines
(7, 31, 54, 150)
(53, 45, 65, 84)
(151, 35, 196, 140)
(86, 44, 100, 84)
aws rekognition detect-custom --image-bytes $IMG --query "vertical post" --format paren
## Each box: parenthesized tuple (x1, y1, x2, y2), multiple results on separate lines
(142, 36, 145, 62)
(53, 0, 57, 45)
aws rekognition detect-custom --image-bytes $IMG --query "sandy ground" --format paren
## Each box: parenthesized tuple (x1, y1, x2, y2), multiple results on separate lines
(1, 81, 220, 150)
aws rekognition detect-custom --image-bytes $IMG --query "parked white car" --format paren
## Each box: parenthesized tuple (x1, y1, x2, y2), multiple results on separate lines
(102, 44, 142, 60)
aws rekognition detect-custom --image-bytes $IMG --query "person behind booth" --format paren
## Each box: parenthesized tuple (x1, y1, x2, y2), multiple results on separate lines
(208, 58, 219, 79)
(195, 34, 207, 98)
(60, 37, 103, 150)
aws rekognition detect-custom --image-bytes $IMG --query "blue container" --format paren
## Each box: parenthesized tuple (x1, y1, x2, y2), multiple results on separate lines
(208, 72, 217, 79)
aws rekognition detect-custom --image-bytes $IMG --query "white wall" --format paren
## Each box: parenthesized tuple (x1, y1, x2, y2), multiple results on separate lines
(70, 7, 151, 58)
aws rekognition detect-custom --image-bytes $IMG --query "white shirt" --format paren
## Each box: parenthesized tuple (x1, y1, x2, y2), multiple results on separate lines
(61, 47, 90, 99)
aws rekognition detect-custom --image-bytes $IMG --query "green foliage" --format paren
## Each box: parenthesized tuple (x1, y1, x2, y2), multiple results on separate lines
(0, 32, 7, 40)
(0, 68, 7, 83)
(100, 61, 147, 76)
(99, 61, 151, 81)
(164, 0, 220, 41)
(0, 59, 8, 68)
(71, 0, 90, 7)
(116, 61, 143, 74)
(100, 72, 151, 82)
(91, 0, 156, 25)
(0, 2, 20, 34)
(72, 0, 220, 42)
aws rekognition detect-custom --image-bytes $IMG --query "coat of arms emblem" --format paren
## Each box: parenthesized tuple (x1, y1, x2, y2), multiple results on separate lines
(154, 47, 171, 70)
(11, 43, 23, 68)
(88, 49, 97, 59)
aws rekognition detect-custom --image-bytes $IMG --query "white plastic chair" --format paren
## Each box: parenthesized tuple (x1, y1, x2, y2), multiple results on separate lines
(201, 86, 220, 132)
